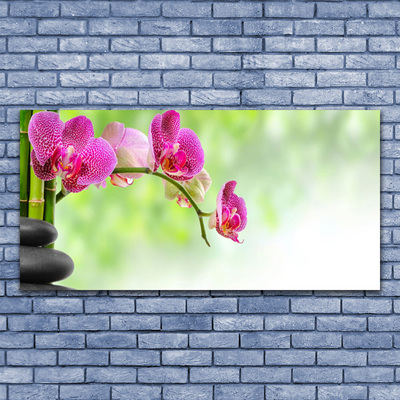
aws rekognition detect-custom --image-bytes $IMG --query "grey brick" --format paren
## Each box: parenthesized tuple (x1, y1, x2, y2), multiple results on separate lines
(370, 71, 400, 87)
(39, 19, 86, 35)
(111, 38, 160, 52)
(346, 55, 395, 69)
(244, 21, 292, 36)
(35, 367, 84, 383)
(265, 350, 315, 366)
(8, 315, 57, 331)
(191, 90, 240, 106)
(89, 19, 138, 35)
(162, 350, 211, 366)
(60, 72, 109, 88)
(137, 298, 186, 313)
(265, 315, 315, 331)
(265, 385, 316, 400)
(112, 2, 160, 17)
(0, 333, 33, 348)
(369, 2, 400, 18)
(9, 385, 57, 398)
(214, 38, 262, 53)
(163, 71, 211, 88)
(318, 72, 366, 87)
(295, 55, 344, 69)
(215, 384, 264, 400)
(293, 89, 342, 105)
(163, 2, 210, 18)
(90, 54, 138, 70)
(243, 55, 292, 70)
(62, 2, 110, 17)
(11, 2, 59, 17)
(9, 72, 56, 88)
(193, 20, 241, 36)
(138, 367, 187, 383)
(265, 37, 314, 52)
(369, 350, 400, 366)
(162, 38, 211, 53)
(111, 315, 160, 330)
(318, 3, 366, 19)
(59, 350, 109, 366)
(242, 367, 291, 383)
(295, 20, 344, 36)
(141, 21, 190, 36)
(343, 333, 392, 349)
(38, 55, 87, 70)
(60, 38, 108, 52)
(347, 20, 395, 36)
(369, 316, 400, 331)
(318, 385, 367, 400)
(370, 38, 400, 52)
(213, 3, 262, 18)
(111, 350, 159, 366)
(163, 385, 212, 400)
(318, 350, 366, 366)
(140, 90, 188, 105)
(264, 2, 314, 18)
(112, 71, 160, 88)
(214, 350, 264, 366)
(60, 315, 109, 331)
(37, 90, 86, 105)
(189, 333, 239, 348)
(112, 385, 161, 400)
(239, 297, 288, 313)
(187, 298, 237, 313)
(317, 316, 366, 331)
(265, 72, 314, 88)
(344, 90, 393, 105)
(85, 298, 135, 313)
(139, 333, 187, 349)
(292, 298, 340, 314)
(0, 55, 35, 70)
(214, 315, 263, 331)
(60, 385, 111, 399)
(241, 332, 290, 349)
(162, 315, 211, 331)
(345, 367, 394, 383)
(34, 298, 83, 314)
(36, 333, 85, 349)
(292, 333, 341, 349)
(370, 386, 400, 400)
(87, 332, 136, 349)
(89, 90, 138, 105)
(293, 367, 342, 383)
(7, 349, 56, 366)
(192, 55, 241, 70)
(0, 19, 36, 35)
(343, 299, 392, 314)
(8, 37, 57, 53)
(86, 367, 136, 383)
(141, 54, 189, 69)
(318, 38, 366, 53)
(242, 89, 291, 105)
(190, 367, 239, 383)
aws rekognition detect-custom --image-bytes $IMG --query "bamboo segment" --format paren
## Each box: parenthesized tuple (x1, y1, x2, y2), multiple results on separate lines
(44, 179, 57, 225)
(28, 144, 45, 220)
(20, 110, 32, 217)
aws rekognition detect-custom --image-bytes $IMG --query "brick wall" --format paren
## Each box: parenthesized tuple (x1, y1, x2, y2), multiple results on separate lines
(1, 1, 400, 399)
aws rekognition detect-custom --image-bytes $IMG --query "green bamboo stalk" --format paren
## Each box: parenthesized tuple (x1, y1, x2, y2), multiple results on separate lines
(28, 143, 45, 220)
(20, 110, 32, 217)
(44, 178, 57, 248)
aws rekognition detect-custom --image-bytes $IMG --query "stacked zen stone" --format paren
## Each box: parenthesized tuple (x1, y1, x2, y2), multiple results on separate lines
(20, 217, 74, 285)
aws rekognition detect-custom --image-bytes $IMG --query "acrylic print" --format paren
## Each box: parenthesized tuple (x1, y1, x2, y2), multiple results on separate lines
(19, 110, 380, 290)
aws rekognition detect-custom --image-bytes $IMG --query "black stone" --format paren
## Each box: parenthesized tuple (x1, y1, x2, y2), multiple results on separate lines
(20, 217, 58, 247)
(20, 246, 74, 284)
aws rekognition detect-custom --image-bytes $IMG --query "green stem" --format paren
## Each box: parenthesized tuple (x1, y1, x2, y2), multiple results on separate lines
(113, 167, 211, 247)
(20, 110, 32, 217)
(56, 186, 70, 203)
(28, 144, 44, 220)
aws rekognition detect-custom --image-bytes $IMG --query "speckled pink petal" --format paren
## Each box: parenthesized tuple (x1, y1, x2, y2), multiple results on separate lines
(100, 122, 125, 151)
(161, 110, 180, 141)
(30, 150, 56, 181)
(230, 195, 247, 231)
(216, 181, 237, 229)
(165, 128, 204, 181)
(28, 111, 64, 165)
(62, 116, 94, 154)
(63, 178, 89, 193)
(76, 137, 117, 186)
(148, 113, 162, 171)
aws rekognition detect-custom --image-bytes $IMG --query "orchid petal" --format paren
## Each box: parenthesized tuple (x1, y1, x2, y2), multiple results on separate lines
(183, 168, 211, 204)
(100, 122, 125, 151)
(208, 210, 217, 230)
(63, 178, 88, 193)
(164, 180, 180, 201)
(62, 116, 94, 154)
(28, 111, 64, 165)
(110, 174, 134, 188)
(30, 150, 56, 181)
(148, 113, 162, 171)
(77, 137, 117, 186)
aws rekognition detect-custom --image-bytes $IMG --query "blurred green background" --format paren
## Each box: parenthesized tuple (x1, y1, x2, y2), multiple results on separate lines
(55, 110, 380, 290)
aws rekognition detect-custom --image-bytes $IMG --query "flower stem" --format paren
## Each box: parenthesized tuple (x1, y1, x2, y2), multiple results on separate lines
(20, 110, 32, 217)
(28, 143, 44, 220)
(56, 186, 70, 203)
(113, 167, 212, 247)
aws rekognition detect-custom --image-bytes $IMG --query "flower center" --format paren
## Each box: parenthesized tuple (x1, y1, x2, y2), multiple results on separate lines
(51, 145, 82, 180)
(160, 143, 188, 177)
(221, 206, 241, 236)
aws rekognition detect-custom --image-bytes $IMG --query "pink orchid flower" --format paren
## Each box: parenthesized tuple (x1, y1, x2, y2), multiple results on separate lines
(164, 168, 212, 208)
(209, 180, 247, 243)
(99, 122, 150, 188)
(148, 110, 204, 181)
(28, 111, 117, 193)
